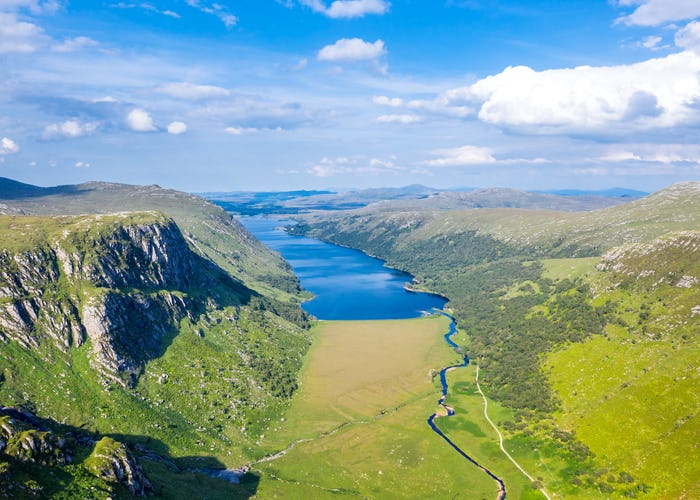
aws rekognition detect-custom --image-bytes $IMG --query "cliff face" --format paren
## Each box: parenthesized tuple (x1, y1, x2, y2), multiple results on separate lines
(0, 213, 222, 386)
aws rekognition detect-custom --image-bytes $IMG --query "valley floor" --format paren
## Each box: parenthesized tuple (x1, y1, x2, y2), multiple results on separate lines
(248, 316, 543, 499)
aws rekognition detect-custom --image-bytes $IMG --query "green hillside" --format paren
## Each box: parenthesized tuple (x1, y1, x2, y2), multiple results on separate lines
(0, 177, 301, 305)
(292, 182, 700, 498)
(0, 182, 312, 497)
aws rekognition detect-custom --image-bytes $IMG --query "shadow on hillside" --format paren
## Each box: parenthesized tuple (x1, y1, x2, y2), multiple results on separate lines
(0, 407, 260, 499)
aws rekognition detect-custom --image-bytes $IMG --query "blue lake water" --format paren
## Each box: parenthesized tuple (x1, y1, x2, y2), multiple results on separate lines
(240, 217, 447, 320)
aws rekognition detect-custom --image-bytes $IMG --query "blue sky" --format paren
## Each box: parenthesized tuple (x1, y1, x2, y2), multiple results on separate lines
(1, 0, 700, 192)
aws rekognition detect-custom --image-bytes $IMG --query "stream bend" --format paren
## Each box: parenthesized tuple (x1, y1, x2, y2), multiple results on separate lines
(428, 311, 507, 500)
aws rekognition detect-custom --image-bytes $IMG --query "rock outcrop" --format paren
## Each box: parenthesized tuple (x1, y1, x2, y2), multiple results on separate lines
(0, 212, 219, 386)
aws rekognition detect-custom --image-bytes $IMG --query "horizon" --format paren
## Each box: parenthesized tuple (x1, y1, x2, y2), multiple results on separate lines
(0, 174, 660, 196)
(1, 1, 700, 192)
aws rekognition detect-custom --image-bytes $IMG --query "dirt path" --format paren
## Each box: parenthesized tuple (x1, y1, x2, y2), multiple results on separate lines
(475, 364, 552, 500)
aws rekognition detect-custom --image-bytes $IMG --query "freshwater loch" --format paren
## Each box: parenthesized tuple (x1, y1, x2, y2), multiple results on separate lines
(240, 217, 447, 320)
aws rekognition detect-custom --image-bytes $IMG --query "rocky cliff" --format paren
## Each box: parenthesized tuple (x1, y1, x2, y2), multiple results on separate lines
(0, 212, 231, 387)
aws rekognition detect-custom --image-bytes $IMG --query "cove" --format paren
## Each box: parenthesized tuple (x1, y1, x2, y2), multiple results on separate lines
(240, 216, 447, 320)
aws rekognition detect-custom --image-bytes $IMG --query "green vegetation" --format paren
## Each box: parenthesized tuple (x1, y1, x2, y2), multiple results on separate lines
(0, 207, 311, 496)
(292, 182, 700, 498)
(252, 317, 532, 498)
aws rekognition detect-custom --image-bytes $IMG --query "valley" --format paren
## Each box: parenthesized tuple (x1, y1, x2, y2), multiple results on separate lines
(0, 178, 697, 498)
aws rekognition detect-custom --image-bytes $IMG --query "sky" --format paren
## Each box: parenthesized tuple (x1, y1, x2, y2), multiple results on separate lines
(1, 0, 700, 192)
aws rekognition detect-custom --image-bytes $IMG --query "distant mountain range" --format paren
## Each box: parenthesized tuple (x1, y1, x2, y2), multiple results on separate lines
(204, 184, 647, 215)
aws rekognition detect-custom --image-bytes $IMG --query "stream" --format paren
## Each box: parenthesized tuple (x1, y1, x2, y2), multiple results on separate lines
(428, 311, 507, 500)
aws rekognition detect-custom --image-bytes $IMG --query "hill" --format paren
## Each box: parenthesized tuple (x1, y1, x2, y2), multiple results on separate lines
(0, 177, 302, 305)
(290, 182, 700, 498)
(0, 180, 312, 497)
(206, 184, 634, 215)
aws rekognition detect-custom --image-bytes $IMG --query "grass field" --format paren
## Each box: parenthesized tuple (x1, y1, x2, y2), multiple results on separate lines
(250, 316, 553, 499)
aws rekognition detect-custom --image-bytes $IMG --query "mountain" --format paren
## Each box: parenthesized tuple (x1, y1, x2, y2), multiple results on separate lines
(538, 187, 648, 198)
(290, 181, 700, 499)
(0, 179, 311, 497)
(206, 185, 638, 215)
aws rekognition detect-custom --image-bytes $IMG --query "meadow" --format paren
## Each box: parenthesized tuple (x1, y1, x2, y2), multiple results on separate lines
(251, 316, 550, 499)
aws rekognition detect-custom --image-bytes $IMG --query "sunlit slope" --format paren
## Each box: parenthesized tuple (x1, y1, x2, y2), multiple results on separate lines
(546, 231, 700, 499)
(0, 177, 301, 302)
(299, 181, 700, 260)
(292, 182, 700, 498)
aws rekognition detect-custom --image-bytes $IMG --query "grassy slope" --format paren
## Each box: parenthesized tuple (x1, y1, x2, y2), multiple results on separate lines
(544, 233, 700, 499)
(0, 178, 300, 302)
(0, 212, 311, 497)
(292, 182, 699, 498)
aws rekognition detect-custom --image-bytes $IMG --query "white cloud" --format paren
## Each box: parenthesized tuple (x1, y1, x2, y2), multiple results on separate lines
(300, 0, 390, 18)
(158, 81, 231, 100)
(43, 119, 99, 139)
(185, 0, 237, 27)
(126, 108, 156, 132)
(224, 126, 282, 135)
(638, 35, 663, 49)
(109, 2, 181, 18)
(675, 21, 700, 54)
(74, 161, 91, 168)
(401, 51, 700, 134)
(0, 137, 20, 155)
(0, 12, 46, 53)
(305, 155, 399, 177)
(597, 144, 700, 164)
(318, 38, 386, 62)
(424, 145, 496, 167)
(292, 57, 308, 71)
(373, 95, 404, 106)
(52, 36, 99, 53)
(375, 114, 422, 124)
(1, 1, 60, 15)
(616, 0, 700, 26)
(167, 121, 187, 135)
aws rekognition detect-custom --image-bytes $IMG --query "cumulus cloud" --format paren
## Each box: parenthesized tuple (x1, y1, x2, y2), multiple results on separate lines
(616, 0, 700, 26)
(74, 161, 91, 168)
(375, 114, 422, 124)
(396, 50, 700, 134)
(424, 145, 496, 167)
(43, 119, 99, 139)
(675, 21, 700, 54)
(52, 36, 99, 52)
(167, 121, 187, 135)
(300, 0, 390, 18)
(0, 12, 46, 53)
(0, 137, 20, 155)
(158, 82, 231, 100)
(126, 108, 156, 132)
(318, 38, 385, 62)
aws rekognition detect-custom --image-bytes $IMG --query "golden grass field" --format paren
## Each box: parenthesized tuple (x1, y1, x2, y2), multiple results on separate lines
(251, 316, 540, 499)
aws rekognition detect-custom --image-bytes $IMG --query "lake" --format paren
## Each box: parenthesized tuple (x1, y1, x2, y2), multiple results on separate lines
(240, 217, 447, 320)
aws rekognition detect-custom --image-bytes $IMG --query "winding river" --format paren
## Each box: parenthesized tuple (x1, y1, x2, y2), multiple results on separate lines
(429, 311, 507, 499)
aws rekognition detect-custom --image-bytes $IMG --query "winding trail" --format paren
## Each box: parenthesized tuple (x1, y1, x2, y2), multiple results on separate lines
(475, 364, 552, 500)
(428, 311, 507, 500)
